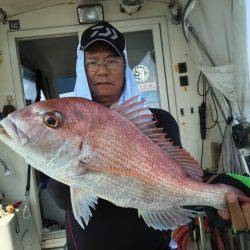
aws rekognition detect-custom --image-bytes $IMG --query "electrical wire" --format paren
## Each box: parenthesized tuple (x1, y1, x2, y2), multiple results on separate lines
(196, 72, 209, 96)
(202, 75, 218, 129)
(197, 72, 207, 169)
(209, 91, 223, 136)
(197, 72, 224, 168)
(14, 213, 20, 233)
(197, 73, 224, 136)
(201, 139, 204, 169)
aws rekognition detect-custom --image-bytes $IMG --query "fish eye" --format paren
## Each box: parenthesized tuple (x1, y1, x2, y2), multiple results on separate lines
(43, 111, 63, 128)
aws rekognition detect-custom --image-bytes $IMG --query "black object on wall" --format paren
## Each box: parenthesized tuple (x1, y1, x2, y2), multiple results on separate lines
(3, 99, 16, 118)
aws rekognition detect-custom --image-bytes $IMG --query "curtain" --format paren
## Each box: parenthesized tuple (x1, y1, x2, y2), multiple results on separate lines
(183, 0, 250, 173)
(184, 0, 250, 121)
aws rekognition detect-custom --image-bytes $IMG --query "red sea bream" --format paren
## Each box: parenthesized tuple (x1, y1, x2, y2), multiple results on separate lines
(0, 96, 247, 230)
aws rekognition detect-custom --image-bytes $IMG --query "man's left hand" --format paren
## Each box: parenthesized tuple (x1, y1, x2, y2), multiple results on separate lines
(218, 192, 250, 231)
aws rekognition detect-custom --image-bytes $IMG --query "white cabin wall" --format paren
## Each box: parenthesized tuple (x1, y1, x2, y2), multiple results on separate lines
(0, 24, 27, 202)
(165, 17, 203, 163)
(0, 0, 222, 238)
(0, 22, 43, 240)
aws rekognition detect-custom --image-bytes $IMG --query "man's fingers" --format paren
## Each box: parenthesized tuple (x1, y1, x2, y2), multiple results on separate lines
(241, 203, 250, 230)
(237, 194, 250, 203)
(226, 193, 247, 231)
(218, 209, 230, 220)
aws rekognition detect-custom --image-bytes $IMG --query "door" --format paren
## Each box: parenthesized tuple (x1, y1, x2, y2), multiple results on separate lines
(122, 27, 168, 110)
(124, 30, 161, 108)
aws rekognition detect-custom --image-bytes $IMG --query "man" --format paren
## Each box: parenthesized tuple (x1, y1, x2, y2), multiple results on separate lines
(48, 21, 250, 250)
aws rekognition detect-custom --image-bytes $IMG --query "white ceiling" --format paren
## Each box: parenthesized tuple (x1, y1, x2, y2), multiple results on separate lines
(0, 0, 109, 16)
(0, 0, 171, 17)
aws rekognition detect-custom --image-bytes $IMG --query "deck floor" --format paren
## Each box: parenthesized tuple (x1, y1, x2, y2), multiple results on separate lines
(41, 229, 66, 249)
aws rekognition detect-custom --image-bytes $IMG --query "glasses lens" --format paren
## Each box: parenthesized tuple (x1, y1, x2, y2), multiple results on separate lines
(85, 58, 122, 72)
(106, 59, 117, 70)
(106, 58, 123, 70)
(85, 61, 98, 72)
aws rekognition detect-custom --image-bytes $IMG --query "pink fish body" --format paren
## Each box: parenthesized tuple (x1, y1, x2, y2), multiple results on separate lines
(0, 97, 243, 230)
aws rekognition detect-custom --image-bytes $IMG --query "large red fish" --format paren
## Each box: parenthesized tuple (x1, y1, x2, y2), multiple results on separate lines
(0, 96, 248, 230)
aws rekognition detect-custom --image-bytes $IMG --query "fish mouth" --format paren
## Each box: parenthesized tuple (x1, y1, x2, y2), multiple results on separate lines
(0, 117, 28, 145)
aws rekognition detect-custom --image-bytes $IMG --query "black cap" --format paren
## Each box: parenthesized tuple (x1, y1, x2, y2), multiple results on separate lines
(80, 21, 125, 56)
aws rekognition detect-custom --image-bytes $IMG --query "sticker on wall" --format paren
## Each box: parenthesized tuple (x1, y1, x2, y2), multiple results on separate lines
(132, 65, 150, 83)
(137, 81, 157, 92)
(9, 20, 21, 30)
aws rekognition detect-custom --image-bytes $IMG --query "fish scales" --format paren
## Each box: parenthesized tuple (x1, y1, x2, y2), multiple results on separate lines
(91, 119, 185, 186)
(73, 170, 218, 211)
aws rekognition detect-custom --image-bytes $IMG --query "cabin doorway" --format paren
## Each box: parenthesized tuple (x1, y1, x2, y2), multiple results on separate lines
(18, 33, 79, 249)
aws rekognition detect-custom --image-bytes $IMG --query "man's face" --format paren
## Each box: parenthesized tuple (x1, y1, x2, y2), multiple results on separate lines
(84, 44, 125, 106)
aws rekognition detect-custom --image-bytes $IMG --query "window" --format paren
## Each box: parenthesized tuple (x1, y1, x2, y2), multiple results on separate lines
(55, 76, 76, 98)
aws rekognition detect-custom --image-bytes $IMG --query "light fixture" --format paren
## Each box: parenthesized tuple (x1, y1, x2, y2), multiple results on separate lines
(0, 8, 7, 24)
(120, 0, 145, 14)
(77, 4, 104, 24)
(169, 0, 182, 25)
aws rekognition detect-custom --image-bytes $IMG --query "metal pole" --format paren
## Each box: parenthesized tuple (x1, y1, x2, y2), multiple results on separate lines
(197, 214, 206, 250)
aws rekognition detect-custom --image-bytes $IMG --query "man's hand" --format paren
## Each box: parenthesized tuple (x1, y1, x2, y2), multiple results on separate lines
(218, 192, 250, 231)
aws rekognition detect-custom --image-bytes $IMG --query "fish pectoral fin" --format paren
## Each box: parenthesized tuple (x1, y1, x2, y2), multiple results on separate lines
(70, 187, 98, 229)
(70, 160, 90, 177)
(138, 207, 196, 231)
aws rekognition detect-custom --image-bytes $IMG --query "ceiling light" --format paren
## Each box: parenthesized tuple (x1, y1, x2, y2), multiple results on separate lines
(169, 0, 182, 25)
(120, 0, 145, 14)
(77, 4, 104, 24)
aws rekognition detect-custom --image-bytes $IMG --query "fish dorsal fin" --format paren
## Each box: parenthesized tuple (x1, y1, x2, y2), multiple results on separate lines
(111, 96, 203, 181)
(70, 187, 98, 229)
(111, 95, 153, 123)
(138, 207, 196, 230)
(111, 95, 140, 111)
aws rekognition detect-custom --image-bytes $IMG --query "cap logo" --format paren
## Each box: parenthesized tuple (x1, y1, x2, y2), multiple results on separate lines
(90, 26, 118, 40)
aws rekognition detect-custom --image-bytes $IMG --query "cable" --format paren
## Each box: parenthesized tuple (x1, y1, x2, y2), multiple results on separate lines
(197, 72, 225, 168)
(200, 139, 204, 168)
(197, 72, 209, 97)
(197, 72, 207, 168)
(14, 213, 20, 233)
(25, 165, 31, 197)
(198, 74, 223, 125)
(209, 90, 223, 137)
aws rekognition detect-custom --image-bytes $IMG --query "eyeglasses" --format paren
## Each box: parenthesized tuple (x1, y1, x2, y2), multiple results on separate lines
(85, 57, 123, 72)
